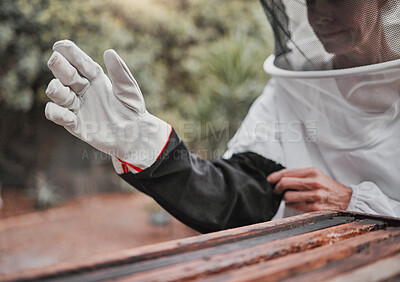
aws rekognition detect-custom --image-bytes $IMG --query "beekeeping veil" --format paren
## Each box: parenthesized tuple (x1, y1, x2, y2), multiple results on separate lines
(260, 0, 400, 149)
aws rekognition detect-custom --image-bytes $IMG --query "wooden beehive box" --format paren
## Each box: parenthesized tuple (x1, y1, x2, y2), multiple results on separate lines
(3, 211, 400, 281)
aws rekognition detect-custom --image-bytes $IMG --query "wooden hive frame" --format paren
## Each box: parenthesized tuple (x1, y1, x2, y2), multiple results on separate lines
(2, 210, 400, 281)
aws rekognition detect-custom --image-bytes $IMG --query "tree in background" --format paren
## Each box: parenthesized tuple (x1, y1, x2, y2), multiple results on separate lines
(0, 0, 273, 200)
(0, 0, 127, 197)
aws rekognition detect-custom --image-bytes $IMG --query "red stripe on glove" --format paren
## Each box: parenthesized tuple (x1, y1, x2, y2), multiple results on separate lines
(117, 157, 143, 173)
(117, 125, 173, 173)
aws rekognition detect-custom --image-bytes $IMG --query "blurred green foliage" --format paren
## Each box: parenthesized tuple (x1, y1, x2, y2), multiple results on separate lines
(0, 0, 273, 154)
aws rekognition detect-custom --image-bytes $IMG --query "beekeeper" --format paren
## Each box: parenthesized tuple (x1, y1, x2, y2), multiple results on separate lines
(44, 0, 400, 233)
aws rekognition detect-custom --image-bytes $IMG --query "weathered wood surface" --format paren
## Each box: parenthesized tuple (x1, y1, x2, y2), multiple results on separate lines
(2, 211, 400, 282)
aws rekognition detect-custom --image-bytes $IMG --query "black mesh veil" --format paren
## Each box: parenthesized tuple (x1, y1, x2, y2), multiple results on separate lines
(260, 0, 400, 71)
(259, 0, 290, 57)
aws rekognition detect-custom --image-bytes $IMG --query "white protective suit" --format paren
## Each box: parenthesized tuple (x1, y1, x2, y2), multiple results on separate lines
(225, 0, 400, 218)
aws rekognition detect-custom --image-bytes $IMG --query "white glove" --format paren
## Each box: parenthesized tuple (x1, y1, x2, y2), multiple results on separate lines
(45, 40, 172, 174)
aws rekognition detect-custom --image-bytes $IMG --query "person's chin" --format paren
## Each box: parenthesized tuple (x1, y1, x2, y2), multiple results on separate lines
(319, 37, 352, 55)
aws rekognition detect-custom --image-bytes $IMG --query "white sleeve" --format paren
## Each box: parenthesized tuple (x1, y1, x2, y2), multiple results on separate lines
(348, 181, 400, 217)
(224, 79, 286, 166)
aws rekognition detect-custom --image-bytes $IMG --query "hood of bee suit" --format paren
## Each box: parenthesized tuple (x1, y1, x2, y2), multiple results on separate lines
(259, 0, 400, 149)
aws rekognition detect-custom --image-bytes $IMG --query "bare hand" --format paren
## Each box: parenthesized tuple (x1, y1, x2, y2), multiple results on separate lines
(267, 168, 352, 212)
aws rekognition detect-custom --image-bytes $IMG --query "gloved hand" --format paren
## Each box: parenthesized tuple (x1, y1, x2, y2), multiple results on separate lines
(45, 40, 172, 174)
